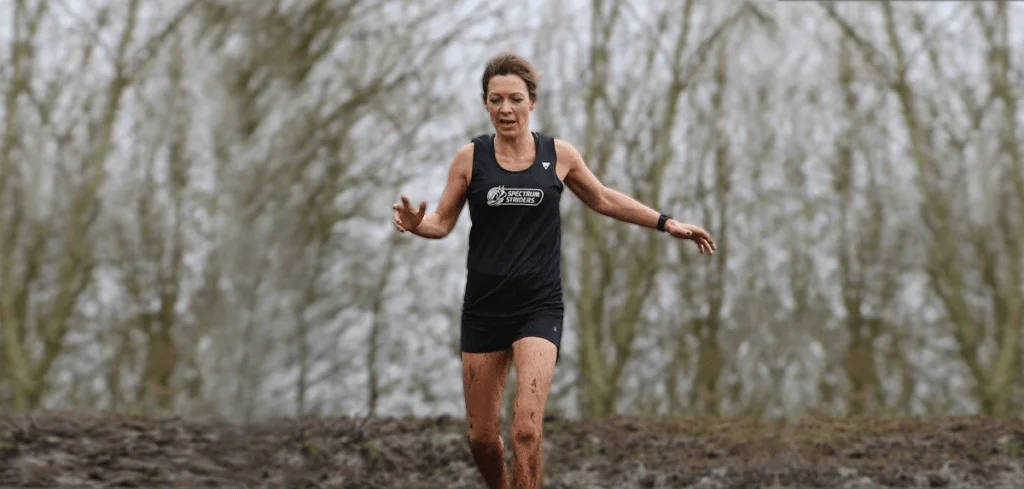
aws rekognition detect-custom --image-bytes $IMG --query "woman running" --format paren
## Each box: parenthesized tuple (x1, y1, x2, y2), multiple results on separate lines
(392, 52, 715, 489)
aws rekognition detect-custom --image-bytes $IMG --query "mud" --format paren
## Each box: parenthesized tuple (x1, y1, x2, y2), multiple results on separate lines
(0, 413, 1022, 488)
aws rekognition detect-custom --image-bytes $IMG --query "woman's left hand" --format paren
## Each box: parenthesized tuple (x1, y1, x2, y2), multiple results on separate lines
(666, 220, 716, 255)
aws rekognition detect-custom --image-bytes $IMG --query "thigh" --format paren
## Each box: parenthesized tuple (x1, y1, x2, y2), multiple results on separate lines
(462, 349, 513, 434)
(511, 336, 558, 418)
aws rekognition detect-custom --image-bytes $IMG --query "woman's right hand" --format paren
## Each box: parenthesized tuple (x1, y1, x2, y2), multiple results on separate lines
(392, 196, 427, 232)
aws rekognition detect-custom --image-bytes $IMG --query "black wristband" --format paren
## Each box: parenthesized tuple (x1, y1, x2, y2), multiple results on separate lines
(656, 214, 670, 232)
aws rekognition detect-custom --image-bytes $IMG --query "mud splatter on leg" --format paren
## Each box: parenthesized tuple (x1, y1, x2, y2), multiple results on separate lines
(509, 337, 557, 489)
(462, 350, 513, 489)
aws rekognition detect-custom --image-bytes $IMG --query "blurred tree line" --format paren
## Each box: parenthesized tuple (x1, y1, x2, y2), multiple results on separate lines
(0, 0, 1021, 421)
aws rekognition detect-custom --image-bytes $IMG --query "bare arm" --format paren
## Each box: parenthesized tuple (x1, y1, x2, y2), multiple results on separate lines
(393, 143, 472, 239)
(557, 139, 716, 253)
(558, 140, 664, 229)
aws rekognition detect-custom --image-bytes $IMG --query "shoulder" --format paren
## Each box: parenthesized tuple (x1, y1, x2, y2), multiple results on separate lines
(444, 142, 476, 187)
(457, 141, 476, 158)
(552, 138, 583, 166)
(452, 142, 474, 173)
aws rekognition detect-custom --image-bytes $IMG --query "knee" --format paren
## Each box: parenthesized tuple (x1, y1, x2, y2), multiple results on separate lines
(511, 421, 541, 448)
(468, 425, 502, 452)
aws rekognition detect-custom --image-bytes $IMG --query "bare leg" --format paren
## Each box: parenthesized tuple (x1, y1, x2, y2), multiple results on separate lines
(509, 337, 557, 489)
(462, 349, 514, 489)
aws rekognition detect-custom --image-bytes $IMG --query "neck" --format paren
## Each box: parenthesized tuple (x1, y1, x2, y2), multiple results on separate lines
(495, 131, 532, 154)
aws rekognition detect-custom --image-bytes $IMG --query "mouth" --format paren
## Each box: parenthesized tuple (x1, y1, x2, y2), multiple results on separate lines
(499, 118, 516, 128)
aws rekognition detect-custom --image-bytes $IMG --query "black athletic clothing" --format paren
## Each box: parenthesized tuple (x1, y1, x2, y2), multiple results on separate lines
(460, 132, 564, 354)
(460, 310, 563, 355)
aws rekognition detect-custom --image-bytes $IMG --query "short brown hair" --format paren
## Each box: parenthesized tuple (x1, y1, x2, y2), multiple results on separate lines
(481, 51, 538, 102)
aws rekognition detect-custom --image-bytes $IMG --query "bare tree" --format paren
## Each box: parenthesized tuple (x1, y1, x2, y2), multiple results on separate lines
(827, 37, 914, 417)
(670, 40, 737, 417)
(537, 1, 760, 419)
(824, 2, 1024, 417)
(0, 0, 164, 412)
(183, 0, 499, 418)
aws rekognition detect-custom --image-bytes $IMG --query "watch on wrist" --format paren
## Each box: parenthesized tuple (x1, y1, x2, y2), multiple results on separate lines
(657, 214, 670, 232)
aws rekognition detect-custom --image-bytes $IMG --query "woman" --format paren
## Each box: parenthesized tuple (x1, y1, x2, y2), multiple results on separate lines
(392, 52, 715, 489)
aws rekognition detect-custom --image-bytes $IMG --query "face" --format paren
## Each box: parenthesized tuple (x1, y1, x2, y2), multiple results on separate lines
(485, 74, 534, 137)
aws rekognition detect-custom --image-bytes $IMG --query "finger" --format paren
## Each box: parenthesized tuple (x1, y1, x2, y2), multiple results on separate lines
(693, 229, 714, 249)
(401, 196, 412, 210)
(393, 203, 402, 211)
(393, 220, 404, 232)
(419, 200, 427, 216)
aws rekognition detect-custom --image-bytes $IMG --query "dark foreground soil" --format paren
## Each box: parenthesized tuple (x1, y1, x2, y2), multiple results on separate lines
(0, 413, 1022, 489)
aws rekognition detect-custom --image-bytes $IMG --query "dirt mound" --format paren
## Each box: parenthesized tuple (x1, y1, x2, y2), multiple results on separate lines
(0, 413, 1022, 488)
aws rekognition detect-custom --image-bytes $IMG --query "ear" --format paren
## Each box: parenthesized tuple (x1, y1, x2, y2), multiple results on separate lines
(529, 98, 536, 111)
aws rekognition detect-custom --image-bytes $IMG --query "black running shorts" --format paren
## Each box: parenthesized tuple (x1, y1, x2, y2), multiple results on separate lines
(461, 309, 563, 358)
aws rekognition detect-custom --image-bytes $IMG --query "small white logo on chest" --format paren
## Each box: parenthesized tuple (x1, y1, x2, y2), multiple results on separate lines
(542, 161, 550, 170)
(486, 186, 544, 207)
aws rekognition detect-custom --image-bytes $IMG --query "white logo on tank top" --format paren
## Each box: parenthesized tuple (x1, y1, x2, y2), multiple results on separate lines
(542, 161, 550, 170)
(486, 186, 544, 207)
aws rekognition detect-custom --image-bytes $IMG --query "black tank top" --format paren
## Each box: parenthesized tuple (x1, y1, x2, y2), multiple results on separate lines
(461, 132, 564, 322)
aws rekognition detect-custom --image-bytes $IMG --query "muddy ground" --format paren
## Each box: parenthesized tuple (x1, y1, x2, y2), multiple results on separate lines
(0, 413, 1022, 489)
